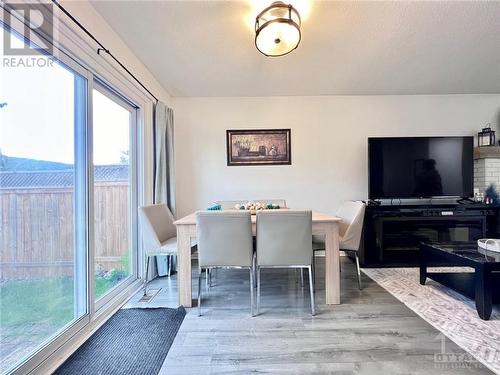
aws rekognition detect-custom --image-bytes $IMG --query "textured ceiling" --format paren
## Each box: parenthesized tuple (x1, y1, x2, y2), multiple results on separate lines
(91, 0, 500, 97)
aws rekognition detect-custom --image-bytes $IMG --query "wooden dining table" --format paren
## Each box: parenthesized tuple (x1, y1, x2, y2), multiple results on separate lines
(173, 211, 342, 307)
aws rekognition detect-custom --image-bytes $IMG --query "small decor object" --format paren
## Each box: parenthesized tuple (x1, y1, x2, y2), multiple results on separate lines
(484, 184, 499, 206)
(255, 2, 301, 57)
(474, 188, 484, 203)
(207, 203, 221, 211)
(478, 123, 495, 147)
(226, 129, 291, 166)
(235, 201, 281, 214)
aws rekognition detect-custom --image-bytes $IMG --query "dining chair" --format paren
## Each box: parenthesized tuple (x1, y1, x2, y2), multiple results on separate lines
(196, 211, 255, 316)
(256, 210, 315, 315)
(313, 201, 366, 289)
(209, 199, 287, 287)
(138, 204, 177, 296)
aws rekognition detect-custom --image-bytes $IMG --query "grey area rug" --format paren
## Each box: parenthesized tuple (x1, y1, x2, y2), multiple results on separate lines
(55, 307, 186, 375)
(362, 267, 500, 373)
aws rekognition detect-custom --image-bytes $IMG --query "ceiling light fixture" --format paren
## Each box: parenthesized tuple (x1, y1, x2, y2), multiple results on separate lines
(255, 1, 301, 57)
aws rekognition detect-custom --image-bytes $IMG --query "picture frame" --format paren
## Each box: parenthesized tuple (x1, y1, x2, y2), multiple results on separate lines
(226, 129, 291, 166)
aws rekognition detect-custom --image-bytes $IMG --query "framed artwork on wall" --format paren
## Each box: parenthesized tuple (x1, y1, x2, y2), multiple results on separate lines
(226, 129, 291, 166)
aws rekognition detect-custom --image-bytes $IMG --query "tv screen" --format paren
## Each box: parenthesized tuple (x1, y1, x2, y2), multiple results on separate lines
(368, 136, 473, 199)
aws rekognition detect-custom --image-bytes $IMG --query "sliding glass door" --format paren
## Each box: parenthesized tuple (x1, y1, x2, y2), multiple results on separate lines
(0, 25, 139, 374)
(0, 30, 88, 373)
(92, 84, 138, 303)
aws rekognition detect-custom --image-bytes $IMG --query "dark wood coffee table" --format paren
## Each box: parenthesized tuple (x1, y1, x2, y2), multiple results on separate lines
(420, 242, 500, 320)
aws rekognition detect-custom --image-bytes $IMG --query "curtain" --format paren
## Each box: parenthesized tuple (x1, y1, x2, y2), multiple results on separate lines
(154, 102, 175, 212)
(152, 101, 176, 277)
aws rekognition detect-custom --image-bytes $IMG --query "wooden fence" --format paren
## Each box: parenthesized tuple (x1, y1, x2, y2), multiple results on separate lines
(0, 183, 129, 280)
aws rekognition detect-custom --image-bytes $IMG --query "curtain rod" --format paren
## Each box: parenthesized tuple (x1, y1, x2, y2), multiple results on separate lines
(52, 0, 159, 103)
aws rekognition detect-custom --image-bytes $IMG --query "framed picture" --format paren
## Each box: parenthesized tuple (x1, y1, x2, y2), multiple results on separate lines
(226, 129, 291, 166)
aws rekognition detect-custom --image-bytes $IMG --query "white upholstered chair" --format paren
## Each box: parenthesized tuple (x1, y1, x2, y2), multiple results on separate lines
(313, 201, 366, 289)
(196, 211, 255, 316)
(256, 210, 315, 315)
(208, 199, 287, 287)
(138, 204, 177, 296)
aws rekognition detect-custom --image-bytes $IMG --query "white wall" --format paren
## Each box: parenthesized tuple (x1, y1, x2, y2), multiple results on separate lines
(173, 95, 500, 217)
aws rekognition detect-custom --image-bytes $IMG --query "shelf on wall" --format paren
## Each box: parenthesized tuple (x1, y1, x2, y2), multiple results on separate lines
(474, 146, 500, 160)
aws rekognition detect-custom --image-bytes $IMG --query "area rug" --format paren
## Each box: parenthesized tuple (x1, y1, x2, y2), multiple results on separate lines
(362, 267, 500, 373)
(54, 307, 186, 375)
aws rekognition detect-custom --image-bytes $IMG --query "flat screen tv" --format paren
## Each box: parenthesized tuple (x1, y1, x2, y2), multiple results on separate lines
(368, 136, 473, 199)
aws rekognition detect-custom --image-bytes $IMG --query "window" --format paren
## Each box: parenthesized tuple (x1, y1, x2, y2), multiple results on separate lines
(92, 85, 138, 302)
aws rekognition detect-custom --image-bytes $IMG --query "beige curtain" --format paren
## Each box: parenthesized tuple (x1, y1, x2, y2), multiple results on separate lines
(154, 101, 175, 213)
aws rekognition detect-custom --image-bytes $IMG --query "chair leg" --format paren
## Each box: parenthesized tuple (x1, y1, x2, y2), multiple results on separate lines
(198, 268, 203, 316)
(308, 265, 315, 316)
(167, 255, 172, 277)
(256, 267, 261, 315)
(143, 255, 150, 296)
(253, 253, 257, 288)
(311, 256, 316, 292)
(300, 268, 304, 288)
(206, 268, 210, 291)
(355, 253, 362, 290)
(249, 268, 254, 317)
(209, 268, 212, 288)
(312, 251, 316, 285)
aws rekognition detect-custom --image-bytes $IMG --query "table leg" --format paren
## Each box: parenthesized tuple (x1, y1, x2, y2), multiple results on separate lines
(177, 225, 193, 307)
(475, 266, 492, 320)
(419, 245, 427, 285)
(325, 222, 340, 305)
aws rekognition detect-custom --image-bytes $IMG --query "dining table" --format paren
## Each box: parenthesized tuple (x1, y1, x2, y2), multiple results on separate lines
(173, 210, 342, 307)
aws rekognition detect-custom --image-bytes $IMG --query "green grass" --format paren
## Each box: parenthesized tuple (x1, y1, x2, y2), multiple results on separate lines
(0, 274, 125, 330)
(0, 253, 131, 326)
(0, 272, 128, 373)
(0, 278, 76, 374)
(0, 278, 74, 328)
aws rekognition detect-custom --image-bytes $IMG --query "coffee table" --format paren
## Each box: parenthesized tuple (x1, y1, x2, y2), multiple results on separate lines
(420, 242, 500, 320)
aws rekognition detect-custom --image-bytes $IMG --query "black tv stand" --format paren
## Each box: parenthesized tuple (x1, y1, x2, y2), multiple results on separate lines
(364, 199, 381, 206)
(456, 197, 475, 205)
(360, 203, 499, 267)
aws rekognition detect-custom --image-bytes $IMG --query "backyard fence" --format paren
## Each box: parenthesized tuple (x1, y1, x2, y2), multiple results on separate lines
(0, 183, 129, 280)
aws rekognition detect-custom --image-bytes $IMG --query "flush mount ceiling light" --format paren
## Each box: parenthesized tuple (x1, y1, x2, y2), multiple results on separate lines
(255, 2, 301, 57)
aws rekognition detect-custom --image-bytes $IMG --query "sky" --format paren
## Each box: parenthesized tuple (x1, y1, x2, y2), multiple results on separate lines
(0, 27, 130, 166)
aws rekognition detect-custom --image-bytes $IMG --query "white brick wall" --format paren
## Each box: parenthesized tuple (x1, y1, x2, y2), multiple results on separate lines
(474, 158, 500, 192)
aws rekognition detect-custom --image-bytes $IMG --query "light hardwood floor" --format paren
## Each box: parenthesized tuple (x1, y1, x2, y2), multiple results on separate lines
(125, 257, 492, 374)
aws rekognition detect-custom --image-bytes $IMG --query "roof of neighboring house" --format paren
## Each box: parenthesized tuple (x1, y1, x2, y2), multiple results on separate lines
(0, 155, 72, 172)
(0, 155, 128, 188)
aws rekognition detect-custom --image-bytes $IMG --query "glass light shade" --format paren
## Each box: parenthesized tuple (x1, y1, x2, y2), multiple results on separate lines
(255, 2, 301, 57)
